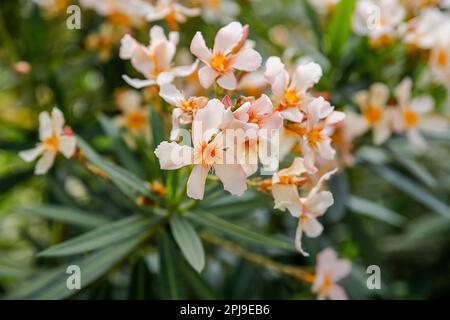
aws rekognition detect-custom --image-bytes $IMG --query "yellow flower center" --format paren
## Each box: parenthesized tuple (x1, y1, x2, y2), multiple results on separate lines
(125, 112, 147, 131)
(44, 134, 59, 151)
(403, 108, 419, 128)
(283, 88, 301, 107)
(208, 0, 222, 9)
(320, 273, 333, 295)
(437, 49, 448, 67)
(107, 12, 131, 26)
(181, 100, 197, 113)
(308, 128, 323, 145)
(211, 53, 230, 73)
(364, 106, 382, 125)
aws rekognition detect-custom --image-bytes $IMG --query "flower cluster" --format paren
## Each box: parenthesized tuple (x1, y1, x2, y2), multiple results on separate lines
(348, 78, 448, 149)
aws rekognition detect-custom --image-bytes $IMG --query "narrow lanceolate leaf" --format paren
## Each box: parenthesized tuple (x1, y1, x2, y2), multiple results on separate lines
(150, 108, 165, 150)
(98, 114, 143, 176)
(159, 233, 186, 299)
(7, 236, 143, 300)
(77, 137, 155, 200)
(325, 0, 356, 61)
(15, 205, 111, 228)
(189, 211, 296, 252)
(0, 169, 34, 194)
(128, 257, 153, 300)
(388, 145, 437, 189)
(38, 215, 160, 257)
(170, 215, 205, 273)
(347, 195, 406, 227)
(370, 164, 450, 219)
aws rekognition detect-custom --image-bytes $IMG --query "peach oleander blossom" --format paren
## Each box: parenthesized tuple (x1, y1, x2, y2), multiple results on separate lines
(429, 32, 450, 88)
(354, 83, 394, 145)
(308, 0, 340, 15)
(146, 0, 201, 30)
(80, 0, 153, 25)
(113, 89, 150, 139)
(19, 108, 76, 175)
(399, 8, 450, 51)
(159, 83, 208, 140)
(190, 22, 262, 90)
(264, 56, 323, 123)
(300, 97, 345, 173)
(199, 0, 240, 24)
(393, 78, 448, 149)
(120, 25, 198, 89)
(222, 94, 283, 176)
(312, 248, 351, 300)
(352, 0, 405, 46)
(271, 158, 337, 255)
(155, 99, 247, 200)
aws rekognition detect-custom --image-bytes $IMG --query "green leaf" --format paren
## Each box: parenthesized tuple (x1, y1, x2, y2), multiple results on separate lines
(370, 164, 450, 219)
(325, 0, 356, 61)
(0, 169, 34, 194)
(347, 195, 406, 227)
(98, 114, 143, 176)
(77, 137, 155, 201)
(7, 236, 143, 299)
(189, 211, 296, 252)
(128, 257, 153, 300)
(150, 108, 165, 150)
(387, 144, 437, 189)
(38, 215, 160, 257)
(181, 260, 217, 299)
(15, 205, 111, 228)
(170, 215, 205, 273)
(159, 233, 186, 299)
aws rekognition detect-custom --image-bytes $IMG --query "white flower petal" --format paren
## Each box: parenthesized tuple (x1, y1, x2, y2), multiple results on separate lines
(154, 141, 194, 170)
(198, 65, 218, 88)
(231, 48, 262, 72)
(187, 165, 209, 200)
(19, 145, 44, 162)
(35, 151, 56, 175)
(190, 32, 212, 62)
(217, 71, 237, 90)
(214, 164, 247, 196)
(58, 136, 77, 158)
(213, 21, 243, 55)
(122, 75, 156, 89)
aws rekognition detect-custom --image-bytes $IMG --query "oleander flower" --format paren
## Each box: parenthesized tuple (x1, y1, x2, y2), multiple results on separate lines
(300, 97, 345, 173)
(400, 8, 450, 50)
(352, 0, 405, 46)
(155, 99, 247, 199)
(159, 84, 208, 139)
(223, 94, 283, 175)
(312, 248, 351, 300)
(264, 57, 323, 123)
(294, 169, 336, 256)
(199, 0, 240, 24)
(271, 158, 336, 255)
(120, 25, 198, 89)
(237, 71, 268, 96)
(354, 83, 394, 145)
(393, 78, 448, 149)
(146, 0, 201, 30)
(80, 0, 153, 25)
(308, 0, 340, 15)
(190, 22, 262, 90)
(113, 89, 149, 138)
(429, 32, 450, 88)
(19, 108, 76, 175)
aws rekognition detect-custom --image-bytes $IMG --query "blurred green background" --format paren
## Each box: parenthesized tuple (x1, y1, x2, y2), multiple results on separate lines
(1, 0, 450, 299)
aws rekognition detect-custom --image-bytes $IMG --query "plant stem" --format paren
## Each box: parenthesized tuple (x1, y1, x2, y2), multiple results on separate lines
(201, 232, 315, 284)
